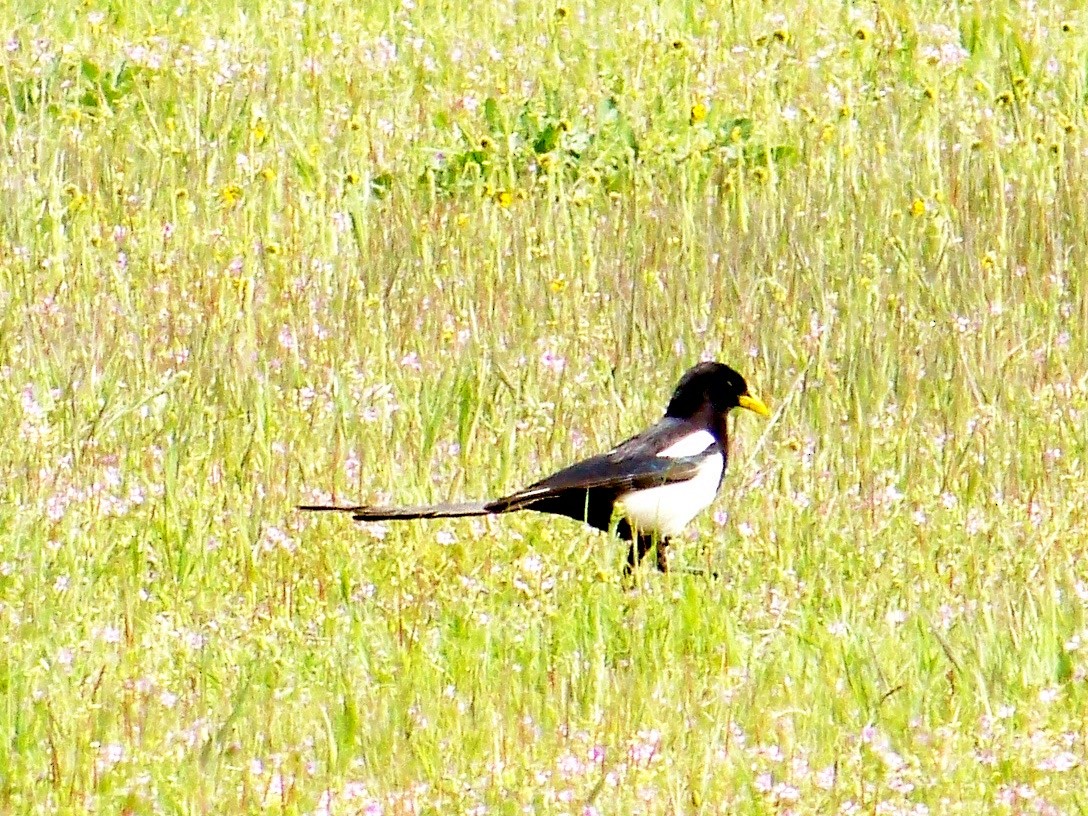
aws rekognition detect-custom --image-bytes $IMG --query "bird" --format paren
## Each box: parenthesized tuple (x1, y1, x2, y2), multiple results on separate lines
(299, 361, 770, 574)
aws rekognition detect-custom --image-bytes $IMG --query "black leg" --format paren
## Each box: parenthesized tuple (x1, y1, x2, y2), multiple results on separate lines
(624, 533, 669, 575)
(624, 535, 718, 578)
(624, 542, 637, 576)
(655, 537, 670, 572)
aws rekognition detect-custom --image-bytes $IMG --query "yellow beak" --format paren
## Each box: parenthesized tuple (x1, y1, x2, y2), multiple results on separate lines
(738, 393, 771, 418)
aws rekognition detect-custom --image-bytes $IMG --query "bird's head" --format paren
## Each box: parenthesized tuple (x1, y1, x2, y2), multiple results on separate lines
(665, 361, 771, 420)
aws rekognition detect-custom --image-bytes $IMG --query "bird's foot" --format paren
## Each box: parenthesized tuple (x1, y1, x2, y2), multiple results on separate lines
(672, 566, 720, 580)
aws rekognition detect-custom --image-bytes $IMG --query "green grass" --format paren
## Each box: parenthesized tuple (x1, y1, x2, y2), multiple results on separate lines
(3, 0, 1088, 812)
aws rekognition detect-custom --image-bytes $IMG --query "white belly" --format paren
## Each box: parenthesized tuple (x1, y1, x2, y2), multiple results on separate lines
(616, 452, 724, 537)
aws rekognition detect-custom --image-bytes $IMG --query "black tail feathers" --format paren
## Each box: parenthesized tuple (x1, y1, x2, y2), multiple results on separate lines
(298, 501, 491, 522)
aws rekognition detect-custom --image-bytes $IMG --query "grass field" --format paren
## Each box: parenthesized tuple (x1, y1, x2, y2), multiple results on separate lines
(3, 0, 1088, 812)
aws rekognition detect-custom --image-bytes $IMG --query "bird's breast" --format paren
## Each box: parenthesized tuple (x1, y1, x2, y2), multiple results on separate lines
(615, 452, 724, 537)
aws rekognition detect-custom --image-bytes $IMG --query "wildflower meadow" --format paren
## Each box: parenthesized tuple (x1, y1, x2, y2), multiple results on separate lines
(2, 0, 1087, 812)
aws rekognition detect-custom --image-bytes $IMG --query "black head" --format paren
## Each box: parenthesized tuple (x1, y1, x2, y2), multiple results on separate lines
(665, 361, 771, 420)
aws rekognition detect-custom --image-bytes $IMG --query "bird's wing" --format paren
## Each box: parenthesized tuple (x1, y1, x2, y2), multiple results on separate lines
(487, 455, 704, 511)
(486, 419, 714, 513)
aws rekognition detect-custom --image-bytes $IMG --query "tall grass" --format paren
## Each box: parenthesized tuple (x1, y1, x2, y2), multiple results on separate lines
(2, 0, 1087, 812)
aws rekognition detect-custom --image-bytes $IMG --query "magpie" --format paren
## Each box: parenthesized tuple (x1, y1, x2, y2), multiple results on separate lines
(300, 361, 770, 574)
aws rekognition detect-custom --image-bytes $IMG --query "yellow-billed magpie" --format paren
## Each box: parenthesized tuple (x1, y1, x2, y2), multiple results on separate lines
(300, 361, 770, 573)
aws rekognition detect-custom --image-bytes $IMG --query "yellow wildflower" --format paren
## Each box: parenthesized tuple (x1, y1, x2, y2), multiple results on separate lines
(219, 183, 244, 206)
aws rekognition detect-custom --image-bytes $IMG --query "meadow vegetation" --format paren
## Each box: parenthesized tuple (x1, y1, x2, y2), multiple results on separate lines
(2, 0, 1088, 812)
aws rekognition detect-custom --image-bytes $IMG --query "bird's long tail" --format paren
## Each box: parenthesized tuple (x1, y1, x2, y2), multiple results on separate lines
(298, 500, 493, 522)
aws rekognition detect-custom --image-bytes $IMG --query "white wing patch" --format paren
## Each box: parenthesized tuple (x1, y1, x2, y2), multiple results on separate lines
(657, 429, 716, 458)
